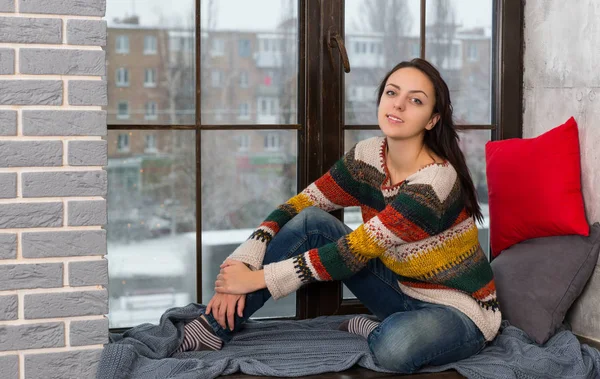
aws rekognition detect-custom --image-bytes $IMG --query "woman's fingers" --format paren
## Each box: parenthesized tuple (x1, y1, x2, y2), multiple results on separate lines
(216, 301, 227, 329)
(227, 297, 237, 330)
(237, 295, 246, 318)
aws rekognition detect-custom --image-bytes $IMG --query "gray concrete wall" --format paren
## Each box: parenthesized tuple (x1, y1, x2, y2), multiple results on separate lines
(0, 1, 108, 377)
(523, 0, 600, 341)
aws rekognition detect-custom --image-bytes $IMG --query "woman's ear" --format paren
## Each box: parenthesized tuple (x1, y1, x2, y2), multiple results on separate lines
(426, 114, 440, 130)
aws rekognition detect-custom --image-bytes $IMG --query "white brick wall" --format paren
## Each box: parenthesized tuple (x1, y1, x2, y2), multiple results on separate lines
(0, 1, 108, 378)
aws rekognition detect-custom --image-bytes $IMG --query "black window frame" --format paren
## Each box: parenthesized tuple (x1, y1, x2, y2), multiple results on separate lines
(107, 0, 523, 331)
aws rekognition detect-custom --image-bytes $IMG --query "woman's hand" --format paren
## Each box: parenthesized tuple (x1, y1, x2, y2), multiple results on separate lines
(215, 259, 266, 295)
(206, 292, 245, 330)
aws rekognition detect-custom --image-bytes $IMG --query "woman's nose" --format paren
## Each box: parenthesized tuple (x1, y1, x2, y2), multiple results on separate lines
(393, 97, 405, 110)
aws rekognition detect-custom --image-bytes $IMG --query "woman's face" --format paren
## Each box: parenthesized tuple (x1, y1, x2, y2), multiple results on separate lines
(377, 67, 439, 140)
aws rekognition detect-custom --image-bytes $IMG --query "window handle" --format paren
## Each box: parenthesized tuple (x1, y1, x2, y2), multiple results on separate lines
(327, 28, 351, 73)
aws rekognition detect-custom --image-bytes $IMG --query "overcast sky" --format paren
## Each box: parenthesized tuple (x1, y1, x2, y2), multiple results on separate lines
(106, 0, 492, 34)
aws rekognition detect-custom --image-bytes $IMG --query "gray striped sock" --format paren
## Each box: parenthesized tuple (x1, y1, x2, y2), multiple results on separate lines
(347, 316, 380, 339)
(176, 316, 223, 352)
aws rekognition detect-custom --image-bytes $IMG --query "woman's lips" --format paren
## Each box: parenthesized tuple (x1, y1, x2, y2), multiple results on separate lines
(386, 114, 404, 124)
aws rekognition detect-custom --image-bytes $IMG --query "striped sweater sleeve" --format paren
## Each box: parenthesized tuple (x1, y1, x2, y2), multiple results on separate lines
(263, 166, 455, 299)
(226, 146, 362, 270)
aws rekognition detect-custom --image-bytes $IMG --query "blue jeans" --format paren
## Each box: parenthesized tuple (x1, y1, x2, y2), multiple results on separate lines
(204, 207, 485, 373)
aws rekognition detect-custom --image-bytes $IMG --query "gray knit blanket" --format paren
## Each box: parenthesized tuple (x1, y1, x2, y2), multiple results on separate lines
(97, 303, 600, 379)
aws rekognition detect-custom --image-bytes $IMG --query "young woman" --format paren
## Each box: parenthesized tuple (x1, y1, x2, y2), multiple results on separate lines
(176, 58, 501, 373)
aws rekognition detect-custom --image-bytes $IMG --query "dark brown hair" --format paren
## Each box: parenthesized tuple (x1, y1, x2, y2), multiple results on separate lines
(376, 58, 483, 223)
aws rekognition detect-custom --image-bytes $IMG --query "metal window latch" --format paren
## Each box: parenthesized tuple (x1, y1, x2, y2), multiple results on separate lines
(327, 28, 351, 73)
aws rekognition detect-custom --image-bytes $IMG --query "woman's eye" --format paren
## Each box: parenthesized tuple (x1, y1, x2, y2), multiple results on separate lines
(386, 90, 395, 96)
(411, 98, 422, 105)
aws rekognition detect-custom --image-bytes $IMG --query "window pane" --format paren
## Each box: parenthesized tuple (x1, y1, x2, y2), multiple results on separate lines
(345, 0, 421, 125)
(106, 130, 196, 328)
(457, 129, 491, 259)
(200, 0, 298, 124)
(201, 130, 297, 318)
(105, 0, 196, 125)
(426, 0, 493, 124)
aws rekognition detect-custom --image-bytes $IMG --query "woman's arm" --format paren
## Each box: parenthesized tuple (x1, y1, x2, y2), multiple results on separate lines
(226, 145, 363, 270)
(261, 166, 462, 299)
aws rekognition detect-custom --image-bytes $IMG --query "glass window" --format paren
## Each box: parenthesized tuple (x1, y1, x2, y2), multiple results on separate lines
(106, 130, 196, 328)
(116, 68, 129, 87)
(411, 42, 420, 58)
(211, 38, 225, 56)
(345, 0, 420, 125)
(117, 101, 129, 120)
(116, 35, 129, 54)
(144, 68, 157, 87)
(144, 35, 158, 55)
(468, 43, 479, 61)
(117, 133, 130, 152)
(264, 132, 281, 151)
(145, 134, 157, 152)
(201, 130, 297, 318)
(211, 70, 222, 88)
(238, 102, 250, 120)
(239, 71, 249, 88)
(238, 39, 251, 57)
(145, 102, 158, 120)
(237, 134, 250, 151)
(201, 2, 298, 125)
(426, 0, 493, 124)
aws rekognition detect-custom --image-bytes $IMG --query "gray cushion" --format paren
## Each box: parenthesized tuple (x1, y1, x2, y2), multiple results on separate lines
(491, 222, 600, 344)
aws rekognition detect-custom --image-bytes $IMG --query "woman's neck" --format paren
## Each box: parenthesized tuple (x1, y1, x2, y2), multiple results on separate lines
(385, 136, 435, 176)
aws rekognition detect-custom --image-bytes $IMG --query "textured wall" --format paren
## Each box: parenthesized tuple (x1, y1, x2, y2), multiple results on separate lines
(0, 1, 108, 377)
(523, 0, 600, 340)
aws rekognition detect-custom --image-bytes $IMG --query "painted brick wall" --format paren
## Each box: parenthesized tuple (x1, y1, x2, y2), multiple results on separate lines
(0, 1, 109, 378)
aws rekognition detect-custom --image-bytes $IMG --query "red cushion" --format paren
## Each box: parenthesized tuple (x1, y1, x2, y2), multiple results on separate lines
(485, 117, 589, 257)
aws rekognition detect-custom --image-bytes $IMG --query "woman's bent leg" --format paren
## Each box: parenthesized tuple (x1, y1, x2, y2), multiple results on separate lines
(204, 207, 352, 342)
(368, 303, 485, 373)
(342, 258, 415, 321)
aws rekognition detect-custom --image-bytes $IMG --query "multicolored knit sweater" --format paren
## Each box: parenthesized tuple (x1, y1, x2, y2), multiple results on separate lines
(228, 136, 501, 341)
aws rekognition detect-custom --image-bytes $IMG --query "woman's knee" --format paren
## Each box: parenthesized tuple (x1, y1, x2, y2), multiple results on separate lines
(286, 207, 348, 236)
(369, 332, 421, 373)
(368, 306, 483, 373)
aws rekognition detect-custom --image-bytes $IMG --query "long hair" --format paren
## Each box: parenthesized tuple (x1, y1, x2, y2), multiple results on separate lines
(376, 58, 483, 223)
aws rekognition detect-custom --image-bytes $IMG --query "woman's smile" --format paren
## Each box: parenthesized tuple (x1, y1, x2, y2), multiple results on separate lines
(386, 114, 404, 124)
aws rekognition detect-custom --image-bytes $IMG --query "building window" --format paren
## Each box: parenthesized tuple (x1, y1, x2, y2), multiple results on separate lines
(353, 41, 369, 54)
(264, 132, 281, 151)
(144, 35, 158, 55)
(144, 68, 157, 87)
(468, 44, 479, 61)
(238, 102, 250, 120)
(211, 70, 223, 88)
(411, 42, 420, 58)
(261, 38, 280, 52)
(239, 71, 249, 88)
(145, 134, 157, 152)
(238, 134, 250, 151)
(145, 102, 158, 120)
(258, 97, 278, 116)
(452, 44, 460, 58)
(116, 68, 129, 87)
(116, 35, 129, 54)
(211, 38, 225, 56)
(117, 101, 129, 120)
(117, 133, 130, 152)
(238, 39, 251, 57)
